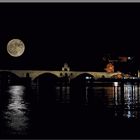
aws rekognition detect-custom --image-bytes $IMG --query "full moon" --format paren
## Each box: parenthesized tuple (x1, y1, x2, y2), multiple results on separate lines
(7, 39, 25, 57)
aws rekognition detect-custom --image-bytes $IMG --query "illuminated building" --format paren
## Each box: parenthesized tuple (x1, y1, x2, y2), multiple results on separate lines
(104, 63, 115, 73)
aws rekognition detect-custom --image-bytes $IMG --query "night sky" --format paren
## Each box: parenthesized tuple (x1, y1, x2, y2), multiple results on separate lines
(0, 3, 140, 71)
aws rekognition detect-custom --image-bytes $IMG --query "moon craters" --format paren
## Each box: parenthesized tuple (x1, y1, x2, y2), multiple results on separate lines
(7, 39, 25, 57)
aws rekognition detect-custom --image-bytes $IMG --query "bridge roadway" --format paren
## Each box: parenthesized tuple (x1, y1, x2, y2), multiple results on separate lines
(0, 70, 122, 80)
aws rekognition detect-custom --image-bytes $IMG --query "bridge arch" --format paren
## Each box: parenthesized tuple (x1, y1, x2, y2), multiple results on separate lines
(33, 73, 59, 105)
(71, 73, 95, 82)
(0, 71, 20, 82)
(0, 71, 20, 79)
(33, 72, 59, 83)
(70, 73, 95, 105)
(0, 71, 21, 87)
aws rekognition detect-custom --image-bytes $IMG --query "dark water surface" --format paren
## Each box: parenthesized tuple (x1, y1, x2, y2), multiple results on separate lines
(0, 81, 140, 138)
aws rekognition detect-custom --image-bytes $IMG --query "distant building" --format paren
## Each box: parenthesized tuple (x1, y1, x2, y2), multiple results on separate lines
(62, 63, 70, 71)
(103, 54, 134, 73)
(104, 63, 114, 73)
(103, 54, 133, 63)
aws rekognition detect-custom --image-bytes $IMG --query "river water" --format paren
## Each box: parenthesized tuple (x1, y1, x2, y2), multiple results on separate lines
(0, 81, 140, 138)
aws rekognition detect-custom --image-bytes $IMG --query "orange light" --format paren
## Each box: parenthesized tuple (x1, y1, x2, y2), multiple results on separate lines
(104, 63, 114, 73)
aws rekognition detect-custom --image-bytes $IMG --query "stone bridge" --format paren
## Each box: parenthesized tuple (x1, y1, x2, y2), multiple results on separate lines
(0, 70, 121, 80)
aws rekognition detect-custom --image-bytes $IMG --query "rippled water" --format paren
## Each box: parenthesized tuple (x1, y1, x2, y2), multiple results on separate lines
(5, 86, 29, 134)
(0, 82, 140, 138)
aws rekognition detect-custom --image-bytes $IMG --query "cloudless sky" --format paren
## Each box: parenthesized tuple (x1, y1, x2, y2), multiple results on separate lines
(0, 3, 139, 71)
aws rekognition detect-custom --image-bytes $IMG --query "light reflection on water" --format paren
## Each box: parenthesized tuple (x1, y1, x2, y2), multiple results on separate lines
(110, 82, 140, 119)
(56, 86, 70, 103)
(0, 82, 140, 137)
(55, 82, 140, 119)
(3, 85, 29, 135)
(5, 82, 140, 121)
(55, 83, 140, 119)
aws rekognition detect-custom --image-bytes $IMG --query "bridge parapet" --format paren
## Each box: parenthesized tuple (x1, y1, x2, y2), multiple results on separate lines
(0, 70, 122, 80)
